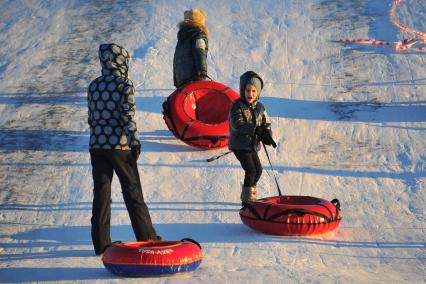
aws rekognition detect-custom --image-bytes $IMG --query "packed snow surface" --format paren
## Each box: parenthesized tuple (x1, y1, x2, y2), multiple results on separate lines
(0, 0, 425, 283)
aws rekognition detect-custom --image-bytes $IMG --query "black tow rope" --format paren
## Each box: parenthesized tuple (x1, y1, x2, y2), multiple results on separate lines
(262, 142, 282, 196)
(206, 151, 232, 162)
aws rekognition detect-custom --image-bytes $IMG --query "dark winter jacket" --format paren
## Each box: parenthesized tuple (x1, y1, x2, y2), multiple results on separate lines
(173, 24, 208, 88)
(87, 43, 140, 150)
(229, 71, 272, 152)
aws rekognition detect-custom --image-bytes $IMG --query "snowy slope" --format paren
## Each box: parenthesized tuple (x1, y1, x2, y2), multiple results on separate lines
(0, 0, 425, 283)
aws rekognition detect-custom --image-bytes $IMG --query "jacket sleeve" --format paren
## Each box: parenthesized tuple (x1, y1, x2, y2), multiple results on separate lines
(87, 86, 92, 126)
(120, 80, 141, 147)
(192, 33, 208, 77)
(262, 110, 276, 146)
(262, 110, 271, 130)
(229, 103, 256, 135)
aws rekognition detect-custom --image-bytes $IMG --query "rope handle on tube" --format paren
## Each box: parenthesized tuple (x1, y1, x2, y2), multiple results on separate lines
(262, 142, 282, 196)
(331, 198, 341, 221)
(181, 238, 202, 249)
(266, 208, 333, 223)
(241, 203, 335, 224)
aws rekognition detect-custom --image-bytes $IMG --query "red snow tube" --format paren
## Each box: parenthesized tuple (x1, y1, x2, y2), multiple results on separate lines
(162, 80, 240, 149)
(102, 239, 203, 277)
(240, 196, 342, 236)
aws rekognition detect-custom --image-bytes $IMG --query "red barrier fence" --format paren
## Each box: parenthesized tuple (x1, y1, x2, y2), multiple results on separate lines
(337, 0, 426, 52)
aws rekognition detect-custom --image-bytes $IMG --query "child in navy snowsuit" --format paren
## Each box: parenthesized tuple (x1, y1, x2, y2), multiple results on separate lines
(173, 8, 209, 88)
(228, 71, 275, 203)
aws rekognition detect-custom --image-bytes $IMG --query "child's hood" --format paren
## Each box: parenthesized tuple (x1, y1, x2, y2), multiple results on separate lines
(98, 43, 130, 77)
(177, 23, 208, 41)
(239, 71, 264, 103)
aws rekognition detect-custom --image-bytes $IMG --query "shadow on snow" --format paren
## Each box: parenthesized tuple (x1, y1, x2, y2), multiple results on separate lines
(0, 95, 424, 152)
(1, 223, 424, 252)
(0, 223, 423, 259)
(0, 89, 425, 123)
(0, 90, 170, 114)
(0, 161, 423, 190)
(262, 97, 426, 123)
(0, 267, 113, 282)
(0, 129, 196, 153)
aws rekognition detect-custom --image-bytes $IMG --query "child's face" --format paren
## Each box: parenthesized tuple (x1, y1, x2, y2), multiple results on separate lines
(244, 84, 258, 104)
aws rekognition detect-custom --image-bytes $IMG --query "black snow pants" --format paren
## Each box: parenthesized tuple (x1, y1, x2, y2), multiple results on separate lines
(89, 149, 157, 255)
(233, 150, 263, 187)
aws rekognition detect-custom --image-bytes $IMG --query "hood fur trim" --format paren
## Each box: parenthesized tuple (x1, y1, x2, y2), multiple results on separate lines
(178, 8, 209, 37)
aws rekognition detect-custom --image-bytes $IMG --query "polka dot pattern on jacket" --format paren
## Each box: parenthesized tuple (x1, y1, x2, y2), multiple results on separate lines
(87, 43, 140, 150)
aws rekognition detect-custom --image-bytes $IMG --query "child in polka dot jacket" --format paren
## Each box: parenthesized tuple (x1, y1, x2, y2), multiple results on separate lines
(87, 43, 160, 256)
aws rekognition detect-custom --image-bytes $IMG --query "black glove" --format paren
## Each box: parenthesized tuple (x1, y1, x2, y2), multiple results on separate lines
(255, 126, 264, 137)
(131, 145, 141, 160)
(260, 128, 277, 148)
